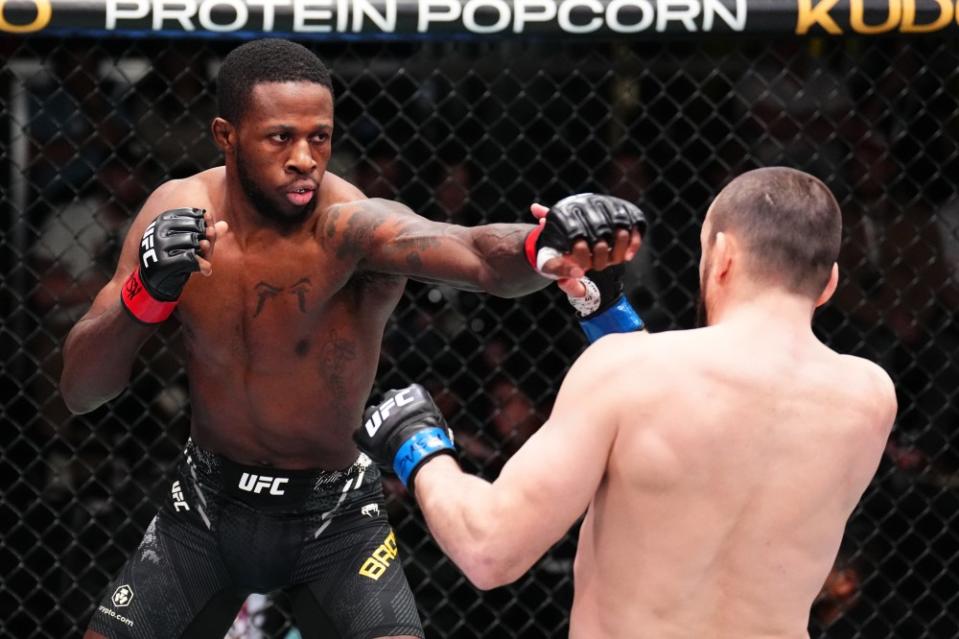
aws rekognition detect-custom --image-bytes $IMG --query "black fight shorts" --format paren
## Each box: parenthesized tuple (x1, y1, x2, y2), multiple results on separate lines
(88, 440, 423, 639)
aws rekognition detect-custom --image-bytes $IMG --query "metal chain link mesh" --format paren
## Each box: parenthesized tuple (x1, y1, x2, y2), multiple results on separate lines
(2, 36, 958, 638)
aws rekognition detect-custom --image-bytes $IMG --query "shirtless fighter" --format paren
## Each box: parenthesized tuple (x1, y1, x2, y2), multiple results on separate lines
(60, 39, 644, 638)
(356, 167, 898, 639)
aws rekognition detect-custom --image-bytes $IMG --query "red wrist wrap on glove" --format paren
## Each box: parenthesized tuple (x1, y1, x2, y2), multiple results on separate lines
(524, 224, 544, 271)
(121, 267, 177, 324)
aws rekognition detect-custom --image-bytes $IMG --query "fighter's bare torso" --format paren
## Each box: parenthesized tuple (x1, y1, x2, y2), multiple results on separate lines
(155, 167, 405, 469)
(569, 324, 895, 639)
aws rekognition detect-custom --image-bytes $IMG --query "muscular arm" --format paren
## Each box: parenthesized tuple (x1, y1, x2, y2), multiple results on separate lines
(328, 198, 547, 298)
(60, 180, 191, 414)
(413, 337, 624, 589)
(60, 283, 155, 414)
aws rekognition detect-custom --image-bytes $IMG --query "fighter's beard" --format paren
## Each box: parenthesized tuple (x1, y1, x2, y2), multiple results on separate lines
(235, 146, 315, 226)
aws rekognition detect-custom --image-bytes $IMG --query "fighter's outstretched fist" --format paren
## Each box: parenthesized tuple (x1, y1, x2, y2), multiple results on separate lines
(354, 384, 456, 494)
(526, 193, 646, 281)
(121, 207, 225, 324)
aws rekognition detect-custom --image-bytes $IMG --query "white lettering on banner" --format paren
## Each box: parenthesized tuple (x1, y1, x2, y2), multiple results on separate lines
(154, 0, 195, 30)
(352, 0, 395, 32)
(100, 0, 748, 35)
(655, 0, 698, 32)
(417, 0, 459, 31)
(558, 0, 604, 33)
(247, 0, 290, 32)
(106, 1, 149, 30)
(513, 0, 556, 32)
(198, 0, 248, 31)
(293, 0, 333, 32)
(607, 0, 655, 33)
(463, 0, 512, 33)
(704, 0, 745, 31)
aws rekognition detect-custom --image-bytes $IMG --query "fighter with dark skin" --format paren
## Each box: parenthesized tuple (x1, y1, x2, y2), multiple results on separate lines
(62, 42, 643, 639)
(60, 80, 640, 470)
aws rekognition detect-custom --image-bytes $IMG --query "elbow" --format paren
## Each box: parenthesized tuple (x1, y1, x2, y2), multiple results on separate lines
(462, 557, 515, 591)
(476, 271, 509, 298)
(458, 541, 527, 591)
(59, 379, 92, 415)
(59, 366, 105, 415)
(478, 272, 528, 299)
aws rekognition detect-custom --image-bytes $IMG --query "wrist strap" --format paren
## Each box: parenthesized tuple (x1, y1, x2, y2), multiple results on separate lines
(524, 224, 562, 277)
(120, 267, 177, 324)
(579, 295, 644, 343)
(393, 426, 455, 488)
(524, 225, 544, 271)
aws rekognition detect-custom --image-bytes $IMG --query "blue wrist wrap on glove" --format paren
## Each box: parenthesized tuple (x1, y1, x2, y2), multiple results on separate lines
(579, 295, 645, 343)
(393, 427, 455, 487)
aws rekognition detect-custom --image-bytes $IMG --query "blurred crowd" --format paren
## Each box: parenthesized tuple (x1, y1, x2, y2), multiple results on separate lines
(2, 36, 958, 637)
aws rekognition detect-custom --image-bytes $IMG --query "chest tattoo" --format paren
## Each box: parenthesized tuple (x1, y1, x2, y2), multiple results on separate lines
(253, 277, 312, 318)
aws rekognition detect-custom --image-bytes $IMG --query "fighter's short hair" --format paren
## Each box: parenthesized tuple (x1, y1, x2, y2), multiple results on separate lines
(217, 39, 333, 124)
(707, 167, 842, 298)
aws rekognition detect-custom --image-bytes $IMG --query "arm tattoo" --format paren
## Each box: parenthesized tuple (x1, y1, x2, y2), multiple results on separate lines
(469, 226, 527, 260)
(394, 234, 442, 275)
(406, 252, 423, 271)
(324, 208, 341, 240)
(333, 198, 543, 296)
(336, 205, 388, 261)
(463, 224, 545, 297)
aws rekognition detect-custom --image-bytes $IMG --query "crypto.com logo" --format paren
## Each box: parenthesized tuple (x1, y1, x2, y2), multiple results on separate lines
(112, 584, 134, 608)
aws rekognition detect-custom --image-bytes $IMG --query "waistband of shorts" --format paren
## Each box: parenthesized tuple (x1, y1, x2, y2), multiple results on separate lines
(182, 439, 372, 508)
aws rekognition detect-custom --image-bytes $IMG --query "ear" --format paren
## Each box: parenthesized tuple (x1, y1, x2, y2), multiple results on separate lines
(712, 231, 733, 283)
(211, 117, 235, 152)
(815, 263, 839, 308)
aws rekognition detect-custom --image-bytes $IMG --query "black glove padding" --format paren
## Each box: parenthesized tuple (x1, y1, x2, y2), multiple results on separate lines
(139, 208, 206, 301)
(538, 193, 646, 257)
(568, 264, 626, 319)
(354, 384, 456, 492)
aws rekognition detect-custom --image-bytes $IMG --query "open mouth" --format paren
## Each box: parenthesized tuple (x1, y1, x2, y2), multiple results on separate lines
(286, 188, 315, 206)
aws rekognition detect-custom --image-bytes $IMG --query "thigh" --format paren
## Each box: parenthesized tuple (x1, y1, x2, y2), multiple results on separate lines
(292, 483, 423, 639)
(86, 498, 243, 638)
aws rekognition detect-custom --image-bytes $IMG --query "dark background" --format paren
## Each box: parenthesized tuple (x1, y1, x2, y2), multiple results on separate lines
(1, 35, 958, 637)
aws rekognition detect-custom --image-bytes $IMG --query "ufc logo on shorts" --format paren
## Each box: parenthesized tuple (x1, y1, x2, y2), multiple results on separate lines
(141, 220, 158, 267)
(171, 480, 189, 512)
(364, 389, 416, 437)
(238, 473, 289, 495)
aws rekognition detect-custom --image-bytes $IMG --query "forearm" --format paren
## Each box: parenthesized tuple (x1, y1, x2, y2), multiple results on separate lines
(415, 456, 530, 589)
(60, 296, 155, 414)
(463, 223, 548, 298)
(345, 199, 547, 297)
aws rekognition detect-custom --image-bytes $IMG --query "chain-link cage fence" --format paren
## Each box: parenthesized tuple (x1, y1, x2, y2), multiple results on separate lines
(1, 34, 958, 638)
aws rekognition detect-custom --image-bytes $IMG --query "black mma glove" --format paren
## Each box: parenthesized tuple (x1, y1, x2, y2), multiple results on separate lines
(525, 193, 647, 275)
(354, 384, 456, 493)
(121, 208, 206, 323)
